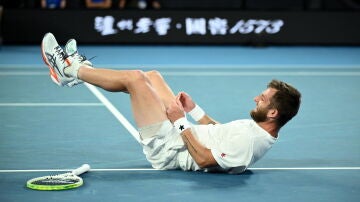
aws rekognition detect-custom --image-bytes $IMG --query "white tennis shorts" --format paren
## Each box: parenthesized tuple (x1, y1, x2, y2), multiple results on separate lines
(139, 120, 196, 170)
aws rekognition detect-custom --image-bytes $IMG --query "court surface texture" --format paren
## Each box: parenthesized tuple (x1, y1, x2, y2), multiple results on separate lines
(0, 45, 359, 201)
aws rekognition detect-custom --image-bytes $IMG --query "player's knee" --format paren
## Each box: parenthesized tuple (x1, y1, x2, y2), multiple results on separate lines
(130, 70, 149, 85)
(146, 70, 163, 80)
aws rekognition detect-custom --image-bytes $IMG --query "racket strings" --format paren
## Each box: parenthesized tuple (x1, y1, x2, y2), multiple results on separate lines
(30, 174, 80, 185)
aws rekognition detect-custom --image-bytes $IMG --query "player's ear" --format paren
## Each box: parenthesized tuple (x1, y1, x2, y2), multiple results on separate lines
(267, 108, 279, 119)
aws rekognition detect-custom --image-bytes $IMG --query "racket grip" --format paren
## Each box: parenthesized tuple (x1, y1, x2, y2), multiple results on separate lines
(72, 164, 91, 176)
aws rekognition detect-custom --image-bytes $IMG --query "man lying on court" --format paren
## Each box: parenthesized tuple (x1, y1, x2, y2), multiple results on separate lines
(41, 33, 301, 174)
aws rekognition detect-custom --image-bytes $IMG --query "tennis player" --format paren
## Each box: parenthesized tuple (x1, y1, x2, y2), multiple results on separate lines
(41, 33, 301, 174)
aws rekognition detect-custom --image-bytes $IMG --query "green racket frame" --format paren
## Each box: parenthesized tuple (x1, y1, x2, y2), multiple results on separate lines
(26, 175, 83, 191)
(26, 164, 90, 191)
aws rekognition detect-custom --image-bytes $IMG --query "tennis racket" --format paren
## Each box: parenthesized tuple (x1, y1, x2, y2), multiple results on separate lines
(26, 164, 90, 191)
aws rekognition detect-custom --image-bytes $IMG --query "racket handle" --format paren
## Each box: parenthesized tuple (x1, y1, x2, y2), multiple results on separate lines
(72, 164, 91, 176)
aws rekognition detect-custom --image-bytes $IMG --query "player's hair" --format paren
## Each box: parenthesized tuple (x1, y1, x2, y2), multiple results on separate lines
(267, 80, 301, 127)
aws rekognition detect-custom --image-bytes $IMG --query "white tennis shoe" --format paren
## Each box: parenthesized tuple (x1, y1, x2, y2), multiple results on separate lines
(65, 39, 92, 67)
(64, 39, 93, 87)
(41, 33, 77, 86)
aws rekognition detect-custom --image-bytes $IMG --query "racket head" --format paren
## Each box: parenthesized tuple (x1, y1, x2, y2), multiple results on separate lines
(26, 164, 90, 191)
(26, 173, 83, 191)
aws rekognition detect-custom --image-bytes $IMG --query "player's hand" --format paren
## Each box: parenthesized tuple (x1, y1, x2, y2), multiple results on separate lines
(166, 98, 185, 123)
(177, 92, 196, 113)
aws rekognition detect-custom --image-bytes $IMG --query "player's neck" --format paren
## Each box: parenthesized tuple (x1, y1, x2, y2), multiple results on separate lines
(257, 122, 279, 138)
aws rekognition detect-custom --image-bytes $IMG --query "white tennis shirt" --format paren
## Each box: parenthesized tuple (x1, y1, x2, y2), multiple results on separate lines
(183, 119, 277, 174)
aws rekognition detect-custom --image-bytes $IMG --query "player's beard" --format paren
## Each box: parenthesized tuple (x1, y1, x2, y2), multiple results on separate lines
(250, 106, 269, 123)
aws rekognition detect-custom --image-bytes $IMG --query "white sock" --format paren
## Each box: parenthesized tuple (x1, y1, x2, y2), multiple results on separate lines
(64, 60, 82, 79)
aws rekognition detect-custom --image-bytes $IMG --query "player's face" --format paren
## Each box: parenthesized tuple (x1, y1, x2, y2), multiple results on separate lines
(250, 88, 277, 122)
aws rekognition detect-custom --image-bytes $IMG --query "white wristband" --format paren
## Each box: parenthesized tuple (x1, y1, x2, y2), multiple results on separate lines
(174, 117, 191, 133)
(188, 104, 205, 121)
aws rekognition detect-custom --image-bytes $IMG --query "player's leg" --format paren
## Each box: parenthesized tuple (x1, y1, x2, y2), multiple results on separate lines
(145, 70, 176, 109)
(41, 33, 167, 127)
(77, 67, 168, 128)
(77, 69, 177, 112)
(41, 32, 168, 128)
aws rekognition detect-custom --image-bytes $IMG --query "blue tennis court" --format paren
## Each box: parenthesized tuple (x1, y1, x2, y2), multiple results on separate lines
(0, 45, 359, 201)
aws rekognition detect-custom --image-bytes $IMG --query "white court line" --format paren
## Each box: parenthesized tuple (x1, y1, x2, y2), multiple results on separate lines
(84, 83, 141, 143)
(1, 64, 360, 69)
(0, 167, 359, 173)
(86, 167, 360, 171)
(1, 71, 360, 76)
(0, 103, 103, 107)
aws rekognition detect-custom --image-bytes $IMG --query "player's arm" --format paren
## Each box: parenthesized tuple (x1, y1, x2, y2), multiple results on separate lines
(178, 92, 220, 125)
(180, 127, 218, 168)
(167, 98, 218, 168)
(197, 114, 219, 125)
